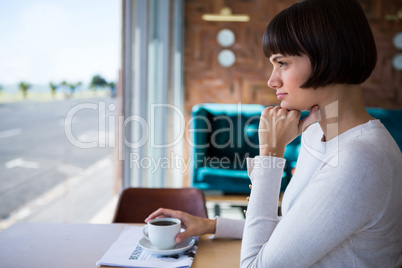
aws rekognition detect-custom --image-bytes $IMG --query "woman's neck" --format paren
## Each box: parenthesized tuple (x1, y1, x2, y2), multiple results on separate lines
(317, 84, 373, 141)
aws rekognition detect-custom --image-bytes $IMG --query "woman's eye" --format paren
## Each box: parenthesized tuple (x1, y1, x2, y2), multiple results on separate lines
(277, 61, 286, 67)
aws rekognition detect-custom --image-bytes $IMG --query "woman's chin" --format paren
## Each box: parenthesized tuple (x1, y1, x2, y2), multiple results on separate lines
(279, 102, 307, 112)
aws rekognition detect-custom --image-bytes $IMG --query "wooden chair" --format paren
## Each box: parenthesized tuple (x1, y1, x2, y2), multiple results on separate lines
(112, 187, 208, 223)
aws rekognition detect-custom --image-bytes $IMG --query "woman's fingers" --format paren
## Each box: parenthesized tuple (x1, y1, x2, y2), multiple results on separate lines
(145, 208, 199, 242)
(258, 105, 320, 155)
(145, 208, 218, 243)
(259, 106, 301, 156)
(145, 208, 177, 222)
(176, 229, 193, 243)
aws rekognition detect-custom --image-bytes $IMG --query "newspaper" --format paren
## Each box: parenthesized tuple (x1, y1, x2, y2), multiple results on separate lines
(96, 225, 198, 268)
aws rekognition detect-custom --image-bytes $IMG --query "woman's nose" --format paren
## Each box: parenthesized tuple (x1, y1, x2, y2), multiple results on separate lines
(267, 72, 282, 89)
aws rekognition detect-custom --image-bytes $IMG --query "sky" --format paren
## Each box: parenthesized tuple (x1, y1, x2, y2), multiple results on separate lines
(0, 0, 120, 87)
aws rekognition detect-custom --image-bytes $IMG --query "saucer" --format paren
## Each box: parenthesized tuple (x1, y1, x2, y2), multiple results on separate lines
(138, 237, 195, 255)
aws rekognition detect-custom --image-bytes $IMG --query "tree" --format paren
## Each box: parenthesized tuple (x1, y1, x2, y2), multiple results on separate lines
(108, 81, 115, 88)
(60, 81, 70, 98)
(68, 81, 82, 97)
(59, 81, 82, 98)
(108, 81, 116, 97)
(89, 74, 108, 94)
(49, 82, 59, 98)
(18, 81, 32, 99)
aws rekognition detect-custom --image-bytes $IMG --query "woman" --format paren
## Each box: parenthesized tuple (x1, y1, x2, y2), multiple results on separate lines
(146, 0, 402, 266)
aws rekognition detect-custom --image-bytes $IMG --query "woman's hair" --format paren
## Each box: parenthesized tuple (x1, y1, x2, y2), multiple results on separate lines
(263, 0, 377, 88)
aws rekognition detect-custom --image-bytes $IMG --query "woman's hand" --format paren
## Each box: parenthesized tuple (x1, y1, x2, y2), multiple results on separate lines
(145, 208, 216, 243)
(259, 105, 319, 157)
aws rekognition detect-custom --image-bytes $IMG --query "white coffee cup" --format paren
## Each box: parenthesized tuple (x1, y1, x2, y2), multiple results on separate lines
(143, 218, 181, 250)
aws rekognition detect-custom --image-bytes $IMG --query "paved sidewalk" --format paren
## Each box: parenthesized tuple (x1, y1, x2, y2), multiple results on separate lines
(0, 155, 117, 231)
(0, 154, 246, 232)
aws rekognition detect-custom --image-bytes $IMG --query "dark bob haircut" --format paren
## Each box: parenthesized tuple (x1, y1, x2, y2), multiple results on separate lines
(263, 0, 377, 89)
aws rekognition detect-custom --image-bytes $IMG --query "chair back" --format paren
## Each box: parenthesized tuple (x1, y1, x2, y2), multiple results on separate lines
(113, 188, 208, 223)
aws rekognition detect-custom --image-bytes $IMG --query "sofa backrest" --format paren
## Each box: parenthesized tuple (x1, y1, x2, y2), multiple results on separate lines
(190, 104, 402, 193)
(367, 108, 402, 151)
(191, 104, 264, 171)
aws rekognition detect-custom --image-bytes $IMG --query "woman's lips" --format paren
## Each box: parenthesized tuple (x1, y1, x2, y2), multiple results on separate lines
(276, 93, 288, 100)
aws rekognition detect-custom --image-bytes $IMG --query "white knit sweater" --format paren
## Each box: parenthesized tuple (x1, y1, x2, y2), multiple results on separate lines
(214, 120, 402, 267)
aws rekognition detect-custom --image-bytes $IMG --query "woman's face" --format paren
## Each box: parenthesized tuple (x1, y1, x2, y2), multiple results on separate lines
(267, 53, 318, 111)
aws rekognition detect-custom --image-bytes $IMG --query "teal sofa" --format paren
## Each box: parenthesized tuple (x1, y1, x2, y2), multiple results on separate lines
(190, 104, 402, 195)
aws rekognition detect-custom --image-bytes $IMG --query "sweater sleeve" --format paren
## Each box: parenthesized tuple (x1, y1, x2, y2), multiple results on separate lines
(211, 156, 284, 240)
(213, 217, 245, 239)
(240, 155, 285, 267)
(240, 145, 392, 268)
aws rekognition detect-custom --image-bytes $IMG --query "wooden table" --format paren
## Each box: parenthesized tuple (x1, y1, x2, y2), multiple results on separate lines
(205, 194, 249, 218)
(205, 193, 284, 217)
(0, 222, 241, 268)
